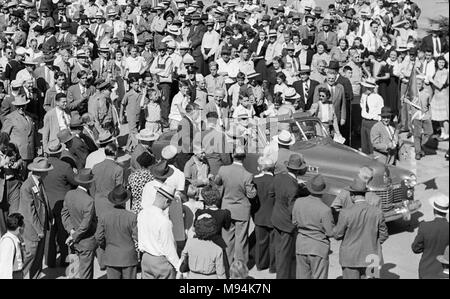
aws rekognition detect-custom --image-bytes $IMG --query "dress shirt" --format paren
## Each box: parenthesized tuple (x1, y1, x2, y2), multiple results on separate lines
(228, 58, 255, 78)
(55, 107, 71, 130)
(141, 180, 163, 211)
(0, 232, 23, 279)
(361, 92, 384, 121)
(85, 148, 106, 169)
(256, 40, 265, 56)
(137, 206, 180, 269)
(125, 56, 145, 73)
(265, 42, 283, 65)
(216, 58, 234, 84)
(346, 61, 363, 96)
(201, 30, 220, 57)
(168, 92, 189, 122)
(422, 59, 436, 84)
(181, 238, 226, 278)
(432, 36, 442, 57)
(362, 31, 379, 53)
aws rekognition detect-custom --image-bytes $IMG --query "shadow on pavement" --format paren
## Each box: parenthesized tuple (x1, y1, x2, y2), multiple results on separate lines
(387, 211, 423, 235)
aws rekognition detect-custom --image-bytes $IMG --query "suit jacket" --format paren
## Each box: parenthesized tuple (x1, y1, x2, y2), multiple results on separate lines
(312, 83, 347, 123)
(412, 218, 449, 278)
(177, 115, 197, 154)
(370, 122, 397, 154)
(68, 135, 90, 170)
(315, 31, 338, 51)
(61, 188, 97, 251)
(43, 157, 78, 209)
(293, 79, 320, 111)
(1, 110, 35, 160)
(43, 86, 65, 112)
(293, 49, 314, 67)
(420, 35, 449, 55)
(67, 84, 96, 116)
(292, 194, 335, 258)
(253, 173, 276, 228)
(35, 66, 61, 97)
(202, 127, 232, 175)
(215, 162, 256, 221)
(0, 95, 16, 125)
(336, 75, 354, 105)
(24, 88, 45, 125)
(92, 159, 124, 218)
(95, 207, 138, 267)
(249, 39, 269, 58)
(82, 126, 99, 151)
(298, 25, 317, 45)
(334, 200, 388, 267)
(19, 176, 52, 242)
(188, 24, 207, 57)
(41, 108, 61, 154)
(271, 172, 300, 233)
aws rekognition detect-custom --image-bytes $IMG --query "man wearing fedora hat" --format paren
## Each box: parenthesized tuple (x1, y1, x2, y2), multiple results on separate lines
(412, 193, 449, 279)
(43, 141, 78, 269)
(70, 114, 98, 154)
(19, 157, 54, 279)
(42, 93, 71, 154)
(1, 94, 36, 169)
(61, 168, 97, 279)
(334, 177, 388, 279)
(420, 23, 448, 58)
(67, 70, 97, 118)
(273, 129, 296, 175)
(57, 127, 90, 170)
(293, 65, 320, 112)
(95, 185, 138, 279)
(370, 106, 400, 164)
(293, 174, 335, 279)
(272, 153, 308, 279)
(138, 183, 180, 279)
(0, 80, 24, 125)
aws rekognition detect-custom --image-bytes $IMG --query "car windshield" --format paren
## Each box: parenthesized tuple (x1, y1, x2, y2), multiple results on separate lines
(263, 118, 329, 143)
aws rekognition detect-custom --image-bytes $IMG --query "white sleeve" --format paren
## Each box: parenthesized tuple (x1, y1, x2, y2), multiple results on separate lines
(0, 239, 15, 279)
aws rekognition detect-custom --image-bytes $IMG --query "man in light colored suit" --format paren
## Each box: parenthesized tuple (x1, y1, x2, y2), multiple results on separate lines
(370, 107, 400, 165)
(293, 174, 335, 279)
(214, 146, 257, 265)
(19, 157, 54, 279)
(42, 93, 71, 154)
(311, 67, 346, 127)
(1, 95, 35, 168)
(67, 70, 96, 117)
(62, 168, 97, 279)
(203, 89, 229, 129)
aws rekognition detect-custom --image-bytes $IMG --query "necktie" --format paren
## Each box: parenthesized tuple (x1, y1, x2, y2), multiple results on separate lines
(330, 85, 334, 100)
(304, 82, 309, 102)
(38, 180, 53, 227)
(435, 38, 441, 55)
(361, 21, 366, 36)
(365, 95, 370, 113)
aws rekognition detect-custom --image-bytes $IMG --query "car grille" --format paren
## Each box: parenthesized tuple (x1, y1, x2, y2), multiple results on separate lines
(374, 184, 406, 212)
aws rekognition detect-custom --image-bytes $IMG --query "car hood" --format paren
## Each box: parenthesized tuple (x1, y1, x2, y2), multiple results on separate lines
(290, 138, 414, 188)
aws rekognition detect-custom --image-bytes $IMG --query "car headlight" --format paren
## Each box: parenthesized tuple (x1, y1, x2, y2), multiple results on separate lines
(404, 174, 417, 188)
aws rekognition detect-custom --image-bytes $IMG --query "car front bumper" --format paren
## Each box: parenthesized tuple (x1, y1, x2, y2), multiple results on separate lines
(384, 200, 422, 222)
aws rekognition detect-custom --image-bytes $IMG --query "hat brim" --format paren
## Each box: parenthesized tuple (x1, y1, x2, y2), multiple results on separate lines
(285, 161, 307, 171)
(46, 144, 66, 155)
(75, 176, 95, 185)
(276, 134, 296, 146)
(436, 255, 449, 265)
(11, 99, 30, 106)
(151, 166, 175, 180)
(360, 82, 376, 88)
(98, 136, 116, 145)
(28, 164, 54, 172)
(429, 198, 449, 214)
(345, 186, 368, 193)
(108, 189, 131, 205)
(137, 133, 160, 142)
(306, 181, 328, 195)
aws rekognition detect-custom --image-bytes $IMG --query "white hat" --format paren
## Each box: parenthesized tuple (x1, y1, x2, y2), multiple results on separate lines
(161, 145, 178, 160)
(15, 47, 28, 56)
(10, 80, 23, 88)
(167, 40, 178, 49)
(429, 193, 449, 214)
(185, 7, 196, 15)
(155, 183, 176, 200)
(275, 130, 296, 146)
(167, 25, 181, 36)
(195, 73, 204, 82)
(136, 129, 160, 142)
(284, 87, 301, 100)
(360, 77, 377, 88)
(183, 54, 195, 64)
(179, 41, 190, 49)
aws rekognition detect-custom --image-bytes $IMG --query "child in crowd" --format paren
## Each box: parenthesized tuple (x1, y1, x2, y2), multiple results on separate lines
(228, 72, 253, 111)
(274, 72, 289, 99)
(145, 88, 162, 135)
(232, 94, 256, 119)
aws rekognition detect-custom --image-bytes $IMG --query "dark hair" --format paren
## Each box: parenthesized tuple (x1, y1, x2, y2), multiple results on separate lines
(179, 79, 190, 88)
(343, 65, 353, 72)
(55, 71, 66, 80)
(370, 20, 378, 27)
(129, 76, 139, 84)
(104, 142, 118, 157)
(276, 72, 286, 82)
(317, 41, 328, 51)
(436, 55, 448, 69)
(201, 185, 221, 207)
(424, 47, 433, 53)
(194, 216, 217, 240)
(136, 152, 154, 168)
(236, 72, 246, 80)
(206, 111, 218, 119)
(77, 70, 88, 79)
(6, 213, 24, 231)
(55, 92, 67, 102)
(318, 87, 331, 98)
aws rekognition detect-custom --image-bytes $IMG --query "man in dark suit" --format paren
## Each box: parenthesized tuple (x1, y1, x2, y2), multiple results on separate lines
(69, 115, 98, 155)
(187, 14, 206, 75)
(57, 129, 90, 170)
(43, 142, 78, 268)
(61, 168, 97, 279)
(293, 174, 335, 279)
(19, 157, 54, 279)
(66, 71, 96, 117)
(420, 24, 449, 58)
(271, 154, 308, 279)
(412, 193, 449, 279)
(311, 68, 346, 127)
(95, 185, 139, 279)
(334, 178, 389, 279)
(335, 63, 354, 145)
(176, 102, 201, 169)
(315, 19, 338, 51)
(215, 146, 257, 266)
(293, 66, 320, 111)
(253, 157, 276, 272)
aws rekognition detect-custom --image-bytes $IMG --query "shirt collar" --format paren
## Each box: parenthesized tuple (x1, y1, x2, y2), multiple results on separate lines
(287, 172, 297, 180)
(233, 161, 243, 166)
(31, 174, 41, 186)
(78, 186, 88, 192)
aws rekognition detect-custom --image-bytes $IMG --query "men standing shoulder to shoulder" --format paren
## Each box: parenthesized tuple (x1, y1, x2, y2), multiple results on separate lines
(61, 168, 97, 279)
(293, 174, 334, 279)
(334, 178, 389, 279)
(272, 154, 308, 279)
(95, 185, 138, 279)
(412, 193, 449, 279)
(19, 158, 54, 279)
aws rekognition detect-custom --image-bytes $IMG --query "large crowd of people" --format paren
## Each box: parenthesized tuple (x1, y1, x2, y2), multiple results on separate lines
(0, 0, 448, 279)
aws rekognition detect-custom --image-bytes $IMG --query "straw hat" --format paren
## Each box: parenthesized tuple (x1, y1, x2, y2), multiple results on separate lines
(360, 77, 377, 88)
(136, 129, 160, 142)
(161, 145, 178, 160)
(429, 193, 449, 214)
(155, 183, 176, 200)
(275, 130, 296, 146)
(28, 157, 54, 172)
(74, 168, 95, 184)
(11, 94, 30, 106)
